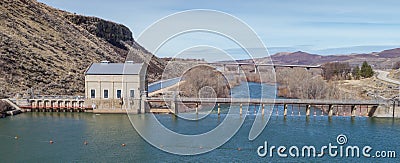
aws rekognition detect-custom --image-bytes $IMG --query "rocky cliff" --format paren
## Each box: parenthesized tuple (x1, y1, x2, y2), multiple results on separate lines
(0, 0, 165, 98)
(64, 14, 134, 51)
(0, 100, 13, 118)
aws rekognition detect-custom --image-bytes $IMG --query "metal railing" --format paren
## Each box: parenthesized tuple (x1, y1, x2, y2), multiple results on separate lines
(33, 95, 85, 100)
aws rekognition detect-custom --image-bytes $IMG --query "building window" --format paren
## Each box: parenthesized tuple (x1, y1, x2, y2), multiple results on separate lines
(103, 89, 109, 99)
(116, 90, 122, 99)
(130, 90, 134, 98)
(90, 89, 96, 98)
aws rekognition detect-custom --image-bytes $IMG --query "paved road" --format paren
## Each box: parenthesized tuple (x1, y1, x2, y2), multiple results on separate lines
(148, 77, 180, 93)
(375, 70, 400, 85)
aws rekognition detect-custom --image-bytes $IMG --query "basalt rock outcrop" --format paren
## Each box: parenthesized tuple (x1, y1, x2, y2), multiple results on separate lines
(0, 0, 166, 98)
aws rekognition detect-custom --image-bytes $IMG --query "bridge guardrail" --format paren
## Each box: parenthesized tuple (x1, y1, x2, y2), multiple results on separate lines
(146, 98, 387, 105)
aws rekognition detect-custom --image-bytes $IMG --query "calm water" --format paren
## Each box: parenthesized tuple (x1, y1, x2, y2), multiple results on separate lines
(1, 83, 400, 162)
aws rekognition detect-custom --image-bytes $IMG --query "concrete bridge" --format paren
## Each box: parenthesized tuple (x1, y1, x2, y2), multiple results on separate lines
(208, 62, 322, 73)
(146, 98, 389, 117)
(8, 95, 396, 117)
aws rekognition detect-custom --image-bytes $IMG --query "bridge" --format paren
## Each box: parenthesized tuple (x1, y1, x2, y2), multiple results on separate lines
(146, 98, 387, 117)
(207, 62, 322, 73)
(7, 95, 394, 117)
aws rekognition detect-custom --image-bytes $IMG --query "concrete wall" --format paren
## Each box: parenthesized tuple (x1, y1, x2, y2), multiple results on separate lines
(373, 104, 400, 118)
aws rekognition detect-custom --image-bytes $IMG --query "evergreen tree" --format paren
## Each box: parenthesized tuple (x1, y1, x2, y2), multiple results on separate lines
(360, 61, 374, 78)
(352, 66, 361, 80)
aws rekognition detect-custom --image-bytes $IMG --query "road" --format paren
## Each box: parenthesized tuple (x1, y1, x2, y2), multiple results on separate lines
(375, 70, 400, 85)
(148, 77, 180, 93)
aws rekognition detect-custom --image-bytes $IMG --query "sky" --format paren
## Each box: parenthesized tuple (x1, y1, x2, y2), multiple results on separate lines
(38, 0, 400, 60)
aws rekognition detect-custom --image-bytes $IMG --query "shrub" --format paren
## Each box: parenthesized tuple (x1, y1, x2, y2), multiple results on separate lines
(322, 62, 351, 80)
(352, 66, 361, 80)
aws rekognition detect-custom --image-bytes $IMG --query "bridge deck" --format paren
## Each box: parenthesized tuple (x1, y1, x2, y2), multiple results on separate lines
(208, 63, 321, 69)
(146, 98, 384, 105)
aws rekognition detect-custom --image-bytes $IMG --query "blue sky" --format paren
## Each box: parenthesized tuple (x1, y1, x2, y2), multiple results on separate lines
(38, 0, 400, 59)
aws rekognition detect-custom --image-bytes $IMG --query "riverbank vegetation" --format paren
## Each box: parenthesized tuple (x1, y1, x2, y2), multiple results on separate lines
(276, 68, 343, 99)
(322, 61, 374, 81)
(165, 60, 377, 100)
(322, 62, 352, 80)
(178, 65, 234, 98)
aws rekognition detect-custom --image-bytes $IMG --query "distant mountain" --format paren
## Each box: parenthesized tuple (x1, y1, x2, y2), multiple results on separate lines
(270, 51, 323, 65)
(247, 48, 400, 68)
(0, 0, 165, 98)
(377, 48, 400, 58)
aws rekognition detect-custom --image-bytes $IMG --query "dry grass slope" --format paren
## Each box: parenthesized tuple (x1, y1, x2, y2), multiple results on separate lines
(0, 0, 165, 98)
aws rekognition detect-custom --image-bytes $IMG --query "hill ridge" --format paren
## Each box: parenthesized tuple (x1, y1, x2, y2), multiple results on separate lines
(0, 0, 165, 98)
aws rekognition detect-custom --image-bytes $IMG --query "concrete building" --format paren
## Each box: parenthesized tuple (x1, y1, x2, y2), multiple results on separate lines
(84, 61, 147, 113)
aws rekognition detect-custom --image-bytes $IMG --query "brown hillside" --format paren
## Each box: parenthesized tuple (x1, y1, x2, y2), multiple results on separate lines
(252, 49, 400, 68)
(0, 0, 165, 98)
(377, 48, 400, 58)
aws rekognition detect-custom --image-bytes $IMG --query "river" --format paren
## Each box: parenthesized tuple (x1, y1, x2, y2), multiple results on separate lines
(0, 82, 399, 162)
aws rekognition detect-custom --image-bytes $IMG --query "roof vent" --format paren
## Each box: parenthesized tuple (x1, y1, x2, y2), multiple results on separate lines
(126, 61, 134, 64)
(101, 60, 110, 64)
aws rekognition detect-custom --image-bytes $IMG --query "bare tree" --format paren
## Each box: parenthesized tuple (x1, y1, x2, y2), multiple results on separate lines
(179, 66, 230, 98)
(276, 68, 343, 99)
(322, 62, 351, 80)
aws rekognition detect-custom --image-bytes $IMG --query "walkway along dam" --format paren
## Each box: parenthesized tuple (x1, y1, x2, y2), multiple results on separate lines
(146, 98, 394, 117)
(5, 95, 398, 118)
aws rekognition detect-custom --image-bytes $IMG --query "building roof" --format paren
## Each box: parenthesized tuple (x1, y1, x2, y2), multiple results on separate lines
(85, 62, 144, 75)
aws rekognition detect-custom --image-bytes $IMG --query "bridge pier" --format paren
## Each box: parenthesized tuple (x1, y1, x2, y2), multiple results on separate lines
(64, 101, 69, 110)
(328, 104, 334, 116)
(58, 101, 63, 111)
(306, 105, 311, 116)
(261, 104, 265, 116)
(51, 101, 56, 109)
(351, 105, 357, 117)
(169, 100, 178, 115)
(44, 100, 50, 111)
(217, 104, 221, 116)
(283, 104, 288, 116)
(240, 103, 242, 115)
(79, 101, 84, 109)
(71, 101, 75, 111)
(140, 94, 147, 114)
(336, 105, 339, 116)
(30, 101, 35, 110)
(38, 100, 43, 110)
(145, 98, 384, 117)
(368, 106, 378, 117)
(393, 101, 396, 118)
(196, 103, 198, 114)
(169, 92, 179, 115)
